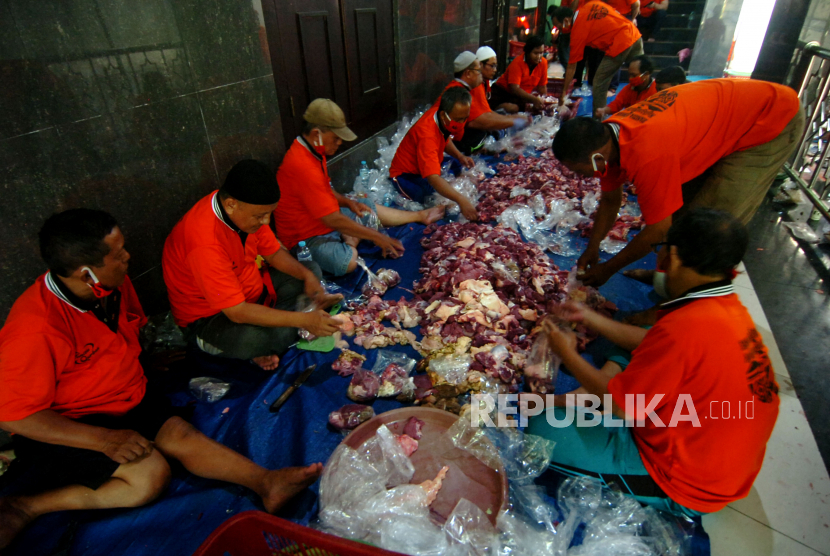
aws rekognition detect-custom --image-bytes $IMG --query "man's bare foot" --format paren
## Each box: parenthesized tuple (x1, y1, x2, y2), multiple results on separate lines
(259, 464, 323, 514)
(0, 497, 36, 550)
(622, 306, 659, 327)
(252, 355, 280, 371)
(419, 205, 446, 225)
(622, 269, 655, 284)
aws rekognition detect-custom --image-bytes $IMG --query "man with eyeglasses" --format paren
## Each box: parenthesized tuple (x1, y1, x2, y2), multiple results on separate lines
(432, 51, 529, 155)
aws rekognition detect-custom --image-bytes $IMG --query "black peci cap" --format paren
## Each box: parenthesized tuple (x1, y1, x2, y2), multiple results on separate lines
(221, 160, 280, 205)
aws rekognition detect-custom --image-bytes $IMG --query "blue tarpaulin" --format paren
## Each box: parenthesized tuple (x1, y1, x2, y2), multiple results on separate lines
(1, 168, 707, 555)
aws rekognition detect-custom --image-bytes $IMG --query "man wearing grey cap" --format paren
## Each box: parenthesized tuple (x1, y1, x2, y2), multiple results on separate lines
(433, 51, 529, 154)
(275, 99, 444, 277)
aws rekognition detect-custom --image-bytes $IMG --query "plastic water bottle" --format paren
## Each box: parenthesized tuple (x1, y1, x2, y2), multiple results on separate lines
(296, 241, 312, 262)
(359, 161, 370, 189)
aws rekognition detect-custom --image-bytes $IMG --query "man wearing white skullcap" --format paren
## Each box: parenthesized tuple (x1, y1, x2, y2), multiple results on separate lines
(431, 50, 528, 154)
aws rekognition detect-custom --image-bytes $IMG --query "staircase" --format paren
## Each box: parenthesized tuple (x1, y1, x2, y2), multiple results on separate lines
(621, 0, 705, 81)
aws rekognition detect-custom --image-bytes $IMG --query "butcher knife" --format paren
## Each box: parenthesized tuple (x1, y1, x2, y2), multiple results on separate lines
(269, 364, 317, 413)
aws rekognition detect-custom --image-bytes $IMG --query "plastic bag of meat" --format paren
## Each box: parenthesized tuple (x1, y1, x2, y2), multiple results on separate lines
(428, 354, 471, 385)
(523, 333, 560, 395)
(348, 369, 381, 402)
(332, 349, 367, 377)
(328, 404, 375, 430)
(376, 269, 401, 288)
(371, 350, 416, 398)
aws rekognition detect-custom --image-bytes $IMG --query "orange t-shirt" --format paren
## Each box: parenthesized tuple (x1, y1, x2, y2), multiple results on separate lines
(639, 0, 666, 18)
(602, 0, 637, 15)
(275, 138, 341, 250)
(433, 80, 491, 122)
(608, 292, 780, 513)
(389, 107, 450, 179)
(495, 55, 548, 94)
(606, 79, 657, 113)
(0, 273, 147, 421)
(603, 79, 800, 225)
(569, 1, 641, 63)
(163, 191, 281, 327)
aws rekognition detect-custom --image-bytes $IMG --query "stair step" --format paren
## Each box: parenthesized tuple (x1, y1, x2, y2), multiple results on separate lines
(652, 27, 698, 43)
(644, 41, 688, 56)
(664, 13, 702, 28)
(648, 54, 685, 69)
(667, 1, 706, 15)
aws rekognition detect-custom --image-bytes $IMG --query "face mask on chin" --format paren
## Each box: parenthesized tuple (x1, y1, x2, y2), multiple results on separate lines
(313, 131, 327, 156)
(442, 113, 465, 139)
(82, 267, 113, 298)
(629, 73, 645, 88)
(653, 270, 669, 298)
(591, 152, 608, 178)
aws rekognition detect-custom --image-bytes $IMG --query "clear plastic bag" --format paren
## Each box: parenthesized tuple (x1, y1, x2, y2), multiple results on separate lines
(582, 191, 599, 216)
(188, 377, 231, 403)
(510, 186, 532, 199)
(600, 237, 628, 255)
(429, 354, 471, 385)
(377, 515, 449, 555)
(523, 333, 561, 395)
(496, 510, 557, 556)
(371, 350, 417, 398)
(141, 311, 187, 353)
(783, 221, 821, 243)
(328, 404, 375, 431)
(443, 498, 498, 555)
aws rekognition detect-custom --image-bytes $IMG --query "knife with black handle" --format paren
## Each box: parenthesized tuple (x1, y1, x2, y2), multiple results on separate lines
(269, 364, 317, 413)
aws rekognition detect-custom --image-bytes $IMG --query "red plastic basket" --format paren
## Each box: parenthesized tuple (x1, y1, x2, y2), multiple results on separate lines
(508, 40, 524, 58)
(193, 511, 405, 556)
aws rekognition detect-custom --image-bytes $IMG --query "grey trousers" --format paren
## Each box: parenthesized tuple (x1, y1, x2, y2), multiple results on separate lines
(592, 39, 645, 112)
(186, 262, 322, 360)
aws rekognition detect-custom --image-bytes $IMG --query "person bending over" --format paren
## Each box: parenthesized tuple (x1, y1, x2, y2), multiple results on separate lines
(551, 79, 803, 287)
(0, 209, 322, 549)
(527, 208, 779, 517)
(389, 86, 478, 220)
(163, 160, 341, 370)
(275, 99, 444, 276)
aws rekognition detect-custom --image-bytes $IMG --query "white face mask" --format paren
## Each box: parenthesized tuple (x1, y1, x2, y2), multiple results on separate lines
(653, 270, 669, 299)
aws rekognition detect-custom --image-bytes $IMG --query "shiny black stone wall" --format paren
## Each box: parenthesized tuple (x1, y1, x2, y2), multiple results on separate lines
(0, 0, 284, 319)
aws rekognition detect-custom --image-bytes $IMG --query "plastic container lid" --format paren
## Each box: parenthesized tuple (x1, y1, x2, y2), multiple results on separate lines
(299, 241, 306, 247)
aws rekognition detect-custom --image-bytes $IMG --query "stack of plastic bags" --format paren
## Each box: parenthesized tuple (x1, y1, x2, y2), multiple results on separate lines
(316, 417, 693, 555)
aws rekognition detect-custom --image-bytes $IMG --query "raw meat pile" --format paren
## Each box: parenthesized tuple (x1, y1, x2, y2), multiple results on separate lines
(395, 416, 425, 456)
(410, 222, 616, 401)
(362, 268, 401, 297)
(476, 150, 603, 222)
(345, 296, 423, 351)
(331, 349, 366, 377)
(474, 150, 643, 242)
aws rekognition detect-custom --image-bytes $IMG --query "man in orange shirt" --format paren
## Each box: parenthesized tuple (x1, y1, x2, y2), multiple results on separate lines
(603, 0, 639, 18)
(435, 52, 529, 154)
(275, 99, 443, 276)
(596, 55, 657, 116)
(552, 3, 644, 115)
(552, 79, 804, 286)
(389, 86, 478, 220)
(527, 208, 779, 516)
(490, 36, 548, 114)
(0, 210, 322, 549)
(637, 0, 669, 41)
(163, 160, 341, 370)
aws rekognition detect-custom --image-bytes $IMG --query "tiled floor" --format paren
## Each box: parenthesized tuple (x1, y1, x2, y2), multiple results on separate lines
(702, 263, 830, 555)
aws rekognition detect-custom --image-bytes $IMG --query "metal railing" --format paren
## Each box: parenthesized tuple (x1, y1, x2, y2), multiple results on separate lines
(785, 41, 830, 222)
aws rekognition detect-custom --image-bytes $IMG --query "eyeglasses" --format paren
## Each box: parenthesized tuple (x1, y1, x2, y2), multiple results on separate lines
(651, 241, 669, 253)
(482, 62, 497, 69)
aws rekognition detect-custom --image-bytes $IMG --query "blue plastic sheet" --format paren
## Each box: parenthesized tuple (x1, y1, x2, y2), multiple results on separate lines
(1, 169, 703, 556)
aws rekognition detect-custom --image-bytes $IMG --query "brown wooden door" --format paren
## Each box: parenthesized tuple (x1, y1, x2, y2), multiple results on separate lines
(340, 0, 396, 140)
(264, 0, 350, 143)
(480, 0, 500, 49)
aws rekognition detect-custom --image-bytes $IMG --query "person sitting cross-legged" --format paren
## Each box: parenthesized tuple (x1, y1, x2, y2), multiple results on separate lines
(0, 209, 322, 550)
